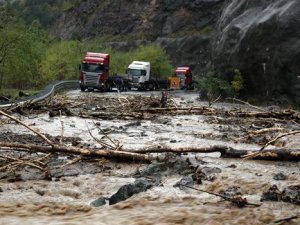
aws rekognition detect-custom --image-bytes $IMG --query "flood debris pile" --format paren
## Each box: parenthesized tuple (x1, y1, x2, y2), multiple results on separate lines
(4, 93, 178, 120)
(4, 92, 300, 122)
(0, 91, 300, 224)
(0, 92, 299, 175)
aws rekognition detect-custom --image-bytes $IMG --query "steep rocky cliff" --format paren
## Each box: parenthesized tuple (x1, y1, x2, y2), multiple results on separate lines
(52, 0, 300, 102)
(213, 0, 300, 102)
(53, 0, 224, 40)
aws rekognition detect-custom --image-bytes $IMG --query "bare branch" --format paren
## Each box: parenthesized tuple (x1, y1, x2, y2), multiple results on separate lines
(0, 110, 54, 146)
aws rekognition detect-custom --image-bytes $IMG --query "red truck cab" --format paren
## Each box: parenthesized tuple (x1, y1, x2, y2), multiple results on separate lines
(175, 67, 193, 89)
(79, 52, 110, 91)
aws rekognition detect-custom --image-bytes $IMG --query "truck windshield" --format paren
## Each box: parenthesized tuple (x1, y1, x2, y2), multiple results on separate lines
(128, 69, 146, 76)
(82, 63, 104, 73)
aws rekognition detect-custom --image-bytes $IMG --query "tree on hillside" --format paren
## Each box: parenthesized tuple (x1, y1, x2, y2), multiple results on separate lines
(39, 40, 82, 85)
(0, 1, 46, 89)
(133, 45, 173, 78)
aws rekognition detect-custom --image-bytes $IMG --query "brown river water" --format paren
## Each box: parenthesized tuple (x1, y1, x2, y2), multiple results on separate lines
(0, 90, 299, 224)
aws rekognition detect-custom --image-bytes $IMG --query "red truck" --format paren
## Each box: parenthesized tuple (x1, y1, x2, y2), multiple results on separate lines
(79, 52, 114, 91)
(174, 67, 194, 89)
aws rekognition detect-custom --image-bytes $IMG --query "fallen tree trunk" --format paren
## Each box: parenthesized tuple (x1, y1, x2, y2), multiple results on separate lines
(1, 142, 299, 162)
(228, 111, 300, 121)
(135, 107, 300, 122)
(0, 142, 152, 163)
(128, 146, 300, 161)
(135, 107, 216, 115)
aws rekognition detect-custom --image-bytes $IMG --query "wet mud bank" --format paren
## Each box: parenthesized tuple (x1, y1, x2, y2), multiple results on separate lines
(0, 90, 299, 224)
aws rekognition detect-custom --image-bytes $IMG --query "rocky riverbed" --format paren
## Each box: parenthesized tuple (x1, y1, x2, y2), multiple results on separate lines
(0, 90, 299, 224)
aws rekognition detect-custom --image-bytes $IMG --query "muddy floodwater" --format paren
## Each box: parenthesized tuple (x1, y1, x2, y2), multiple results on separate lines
(0, 90, 299, 225)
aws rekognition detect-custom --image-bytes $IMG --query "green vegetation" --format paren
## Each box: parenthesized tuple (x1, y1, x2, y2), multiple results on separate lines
(197, 69, 246, 106)
(0, 88, 39, 100)
(0, 2, 47, 90)
(197, 71, 231, 106)
(39, 40, 82, 86)
(133, 45, 173, 78)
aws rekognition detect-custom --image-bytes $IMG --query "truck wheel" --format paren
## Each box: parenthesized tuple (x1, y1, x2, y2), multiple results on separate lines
(148, 83, 156, 91)
(80, 87, 86, 92)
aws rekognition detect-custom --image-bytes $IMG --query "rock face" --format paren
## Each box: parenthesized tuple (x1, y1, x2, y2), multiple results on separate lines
(213, 0, 300, 102)
(52, 0, 224, 40)
(155, 36, 212, 76)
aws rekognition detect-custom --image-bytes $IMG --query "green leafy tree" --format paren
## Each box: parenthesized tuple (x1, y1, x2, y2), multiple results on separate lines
(39, 40, 82, 85)
(133, 45, 173, 78)
(109, 50, 134, 75)
(198, 71, 231, 106)
(0, 1, 46, 90)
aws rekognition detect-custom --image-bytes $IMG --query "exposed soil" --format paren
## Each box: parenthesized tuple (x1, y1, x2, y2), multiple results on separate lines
(0, 90, 299, 225)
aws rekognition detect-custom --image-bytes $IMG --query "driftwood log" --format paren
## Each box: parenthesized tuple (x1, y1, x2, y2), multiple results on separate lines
(1, 142, 299, 162)
(128, 146, 300, 161)
(0, 142, 152, 163)
(135, 107, 300, 122)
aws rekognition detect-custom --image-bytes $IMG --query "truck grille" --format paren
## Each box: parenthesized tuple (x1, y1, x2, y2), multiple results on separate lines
(84, 73, 99, 87)
(132, 77, 139, 83)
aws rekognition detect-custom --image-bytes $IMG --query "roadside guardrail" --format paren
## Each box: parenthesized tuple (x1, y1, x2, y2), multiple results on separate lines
(0, 80, 79, 108)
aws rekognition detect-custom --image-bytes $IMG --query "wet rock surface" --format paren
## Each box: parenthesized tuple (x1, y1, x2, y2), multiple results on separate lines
(90, 197, 107, 207)
(173, 175, 195, 189)
(282, 185, 300, 205)
(213, 0, 300, 102)
(261, 185, 282, 202)
(261, 185, 300, 205)
(273, 172, 287, 181)
(136, 153, 196, 178)
(194, 166, 222, 182)
(109, 178, 155, 205)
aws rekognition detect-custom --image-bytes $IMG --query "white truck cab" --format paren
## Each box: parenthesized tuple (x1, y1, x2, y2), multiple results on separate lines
(127, 61, 151, 89)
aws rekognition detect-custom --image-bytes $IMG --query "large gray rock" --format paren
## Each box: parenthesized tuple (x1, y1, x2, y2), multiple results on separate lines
(213, 0, 300, 103)
(109, 178, 154, 205)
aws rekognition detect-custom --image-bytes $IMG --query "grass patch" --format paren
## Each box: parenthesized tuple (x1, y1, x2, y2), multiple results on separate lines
(0, 89, 40, 100)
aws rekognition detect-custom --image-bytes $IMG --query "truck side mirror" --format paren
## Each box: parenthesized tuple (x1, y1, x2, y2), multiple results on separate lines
(78, 64, 81, 70)
(125, 69, 128, 74)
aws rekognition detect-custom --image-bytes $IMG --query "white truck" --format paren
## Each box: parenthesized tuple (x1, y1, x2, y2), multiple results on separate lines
(127, 61, 169, 91)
